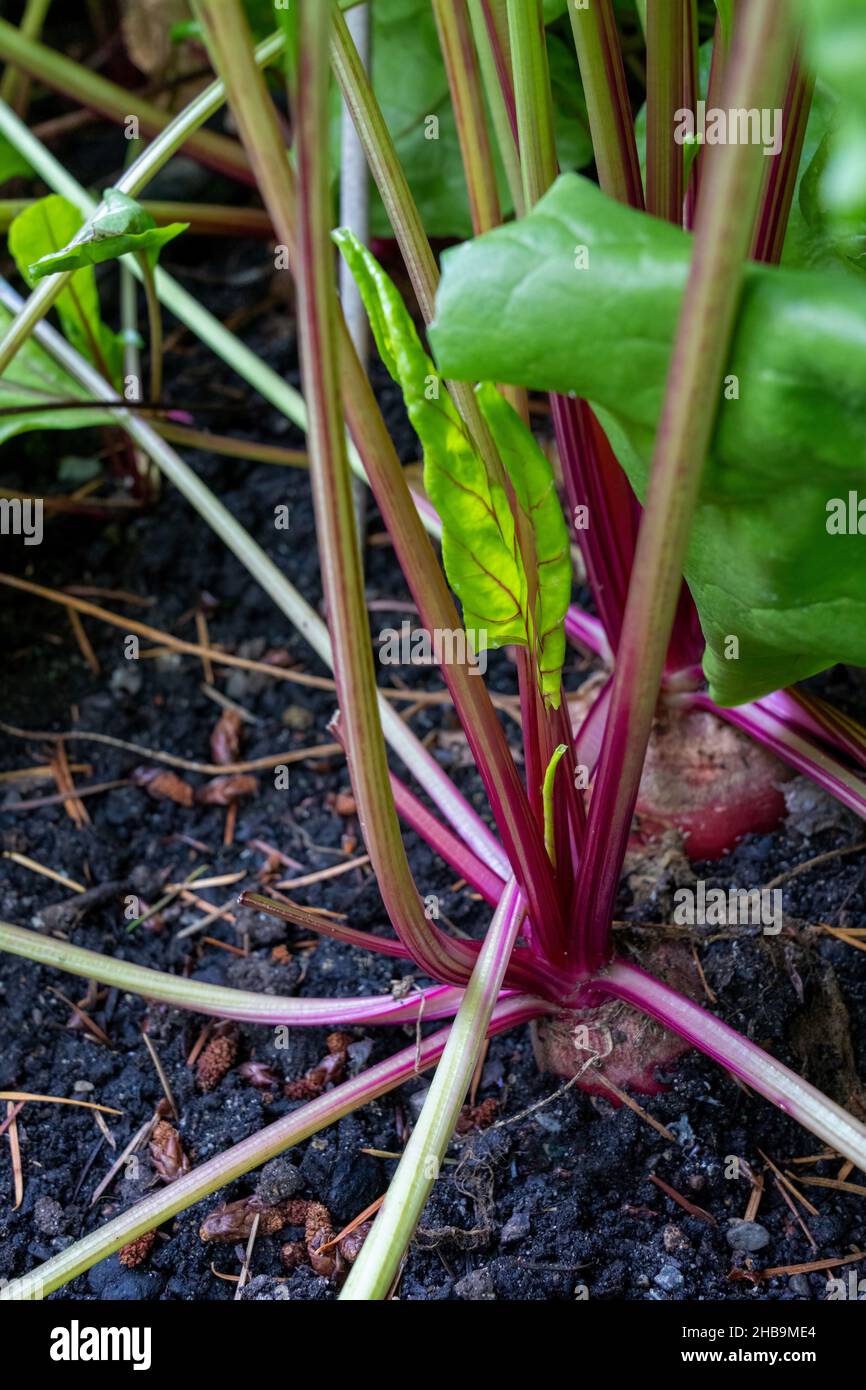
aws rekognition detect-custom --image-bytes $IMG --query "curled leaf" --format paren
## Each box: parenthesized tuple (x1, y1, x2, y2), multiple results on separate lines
(8, 195, 122, 380)
(26, 188, 187, 279)
(237, 1061, 281, 1090)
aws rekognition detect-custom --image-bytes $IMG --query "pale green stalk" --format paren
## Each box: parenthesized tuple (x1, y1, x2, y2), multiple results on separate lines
(506, 0, 557, 207)
(466, 0, 525, 216)
(0, 0, 54, 110)
(0, 919, 463, 1028)
(341, 878, 524, 1300)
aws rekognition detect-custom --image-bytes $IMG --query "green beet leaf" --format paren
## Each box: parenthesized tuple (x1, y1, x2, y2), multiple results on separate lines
(8, 195, 122, 383)
(0, 302, 117, 446)
(25, 188, 187, 277)
(429, 172, 866, 706)
(799, 0, 866, 231)
(334, 227, 571, 707)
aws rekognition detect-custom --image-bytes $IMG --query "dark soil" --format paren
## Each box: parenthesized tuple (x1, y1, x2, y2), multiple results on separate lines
(2, 159, 866, 1303)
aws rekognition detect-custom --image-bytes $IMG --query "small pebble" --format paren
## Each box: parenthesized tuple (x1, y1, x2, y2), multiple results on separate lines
(663, 1223, 688, 1253)
(33, 1196, 65, 1237)
(255, 1158, 303, 1206)
(726, 1219, 770, 1253)
(454, 1267, 496, 1301)
(500, 1211, 530, 1245)
(282, 704, 314, 731)
(654, 1262, 684, 1293)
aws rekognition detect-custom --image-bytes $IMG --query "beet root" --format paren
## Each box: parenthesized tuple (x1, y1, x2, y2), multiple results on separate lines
(571, 683, 791, 860)
(532, 941, 700, 1096)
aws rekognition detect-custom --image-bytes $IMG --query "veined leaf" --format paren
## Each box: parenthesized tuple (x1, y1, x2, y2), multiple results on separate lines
(8, 195, 122, 383)
(26, 189, 187, 277)
(334, 227, 571, 707)
(0, 303, 117, 446)
(430, 173, 866, 706)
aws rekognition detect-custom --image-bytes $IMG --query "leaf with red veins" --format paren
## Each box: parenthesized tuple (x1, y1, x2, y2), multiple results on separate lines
(334, 228, 571, 708)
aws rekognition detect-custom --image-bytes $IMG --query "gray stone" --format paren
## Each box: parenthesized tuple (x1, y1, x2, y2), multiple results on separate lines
(455, 1267, 496, 1300)
(255, 1158, 303, 1205)
(788, 1274, 812, 1298)
(500, 1211, 530, 1245)
(653, 1262, 685, 1293)
(33, 1196, 65, 1236)
(726, 1220, 770, 1252)
(238, 1275, 292, 1301)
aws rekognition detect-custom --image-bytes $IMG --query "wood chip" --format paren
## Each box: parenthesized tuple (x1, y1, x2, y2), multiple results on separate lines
(649, 1172, 716, 1224)
(594, 1073, 678, 1143)
(6, 1102, 23, 1209)
(275, 854, 371, 890)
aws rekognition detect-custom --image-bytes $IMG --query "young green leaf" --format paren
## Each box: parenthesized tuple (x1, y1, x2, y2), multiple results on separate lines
(25, 188, 188, 277)
(8, 195, 122, 382)
(334, 226, 571, 706)
(0, 303, 117, 446)
(430, 172, 866, 706)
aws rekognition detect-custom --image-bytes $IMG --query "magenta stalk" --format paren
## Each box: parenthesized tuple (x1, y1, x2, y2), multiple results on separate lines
(389, 774, 507, 905)
(564, 604, 613, 664)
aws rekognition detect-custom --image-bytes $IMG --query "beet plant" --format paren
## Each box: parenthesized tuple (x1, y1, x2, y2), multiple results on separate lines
(0, 0, 865, 1301)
